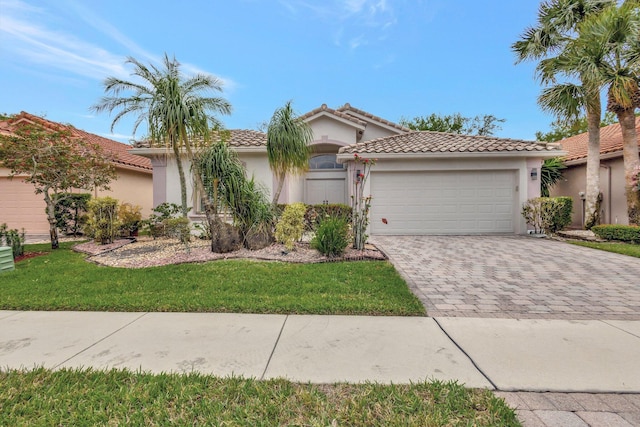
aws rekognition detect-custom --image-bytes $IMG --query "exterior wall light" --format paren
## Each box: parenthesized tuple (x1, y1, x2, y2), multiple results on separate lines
(530, 168, 538, 181)
(355, 169, 362, 183)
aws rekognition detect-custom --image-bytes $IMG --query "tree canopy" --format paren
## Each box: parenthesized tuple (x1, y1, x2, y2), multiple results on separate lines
(536, 112, 618, 142)
(399, 113, 505, 136)
(0, 123, 115, 248)
(92, 54, 231, 217)
(266, 101, 313, 205)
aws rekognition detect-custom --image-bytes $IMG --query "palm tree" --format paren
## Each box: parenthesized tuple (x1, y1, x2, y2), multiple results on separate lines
(266, 101, 313, 206)
(575, 1, 640, 224)
(92, 54, 231, 217)
(513, 0, 615, 228)
(541, 157, 568, 197)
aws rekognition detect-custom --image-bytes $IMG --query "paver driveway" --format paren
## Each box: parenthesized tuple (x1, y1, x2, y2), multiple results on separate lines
(373, 236, 640, 320)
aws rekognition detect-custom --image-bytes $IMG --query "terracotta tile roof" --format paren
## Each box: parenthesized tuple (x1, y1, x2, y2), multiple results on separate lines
(559, 117, 640, 162)
(222, 129, 266, 147)
(338, 130, 560, 155)
(1, 112, 152, 172)
(132, 129, 267, 149)
(299, 104, 368, 127)
(336, 103, 411, 132)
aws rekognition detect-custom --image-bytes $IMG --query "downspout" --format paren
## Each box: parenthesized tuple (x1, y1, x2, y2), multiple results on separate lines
(600, 165, 612, 224)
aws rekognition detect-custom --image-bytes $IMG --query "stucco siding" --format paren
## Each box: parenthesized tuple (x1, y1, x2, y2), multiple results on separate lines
(551, 157, 629, 227)
(97, 168, 153, 216)
(0, 166, 152, 235)
(308, 117, 358, 144)
(360, 122, 402, 141)
(238, 152, 273, 200)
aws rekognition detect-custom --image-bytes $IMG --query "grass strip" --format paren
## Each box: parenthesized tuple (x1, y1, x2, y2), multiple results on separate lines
(0, 243, 425, 316)
(0, 368, 520, 426)
(568, 241, 640, 258)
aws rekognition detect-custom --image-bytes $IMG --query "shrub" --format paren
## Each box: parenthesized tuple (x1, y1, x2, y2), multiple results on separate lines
(164, 217, 191, 244)
(521, 197, 573, 234)
(311, 216, 350, 257)
(53, 193, 91, 236)
(193, 221, 211, 240)
(591, 225, 640, 243)
(305, 204, 351, 231)
(275, 202, 306, 251)
(118, 203, 142, 237)
(144, 203, 182, 239)
(86, 197, 120, 244)
(229, 177, 275, 250)
(0, 223, 25, 259)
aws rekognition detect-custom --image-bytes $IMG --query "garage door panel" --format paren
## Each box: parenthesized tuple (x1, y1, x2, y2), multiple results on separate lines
(0, 177, 50, 234)
(371, 171, 515, 235)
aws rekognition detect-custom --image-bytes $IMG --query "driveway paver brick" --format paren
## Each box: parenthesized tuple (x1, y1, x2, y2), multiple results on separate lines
(374, 235, 640, 320)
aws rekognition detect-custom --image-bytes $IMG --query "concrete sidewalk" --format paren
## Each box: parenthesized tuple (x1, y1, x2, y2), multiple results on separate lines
(2, 310, 639, 394)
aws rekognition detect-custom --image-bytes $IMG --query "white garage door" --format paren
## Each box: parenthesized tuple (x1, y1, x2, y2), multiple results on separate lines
(370, 170, 515, 235)
(0, 176, 50, 234)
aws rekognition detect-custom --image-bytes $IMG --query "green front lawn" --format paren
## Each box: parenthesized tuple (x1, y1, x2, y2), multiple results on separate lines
(0, 368, 520, 426)
(0, 242, 425, 316)
(569, 241, 640, 258)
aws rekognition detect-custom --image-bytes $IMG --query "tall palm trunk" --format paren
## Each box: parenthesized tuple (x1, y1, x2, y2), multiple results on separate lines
(584, 105, 602, 229)
(272, 174, 285, 207)
(617, 108, 640, 225)
(172, 141, 189, 218)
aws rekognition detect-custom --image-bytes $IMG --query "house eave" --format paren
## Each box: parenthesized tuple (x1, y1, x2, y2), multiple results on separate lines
(564, 150, 623, 166)
(113, 162, 153, 174)
(336, 150, 566, 163)
(233, 146, 268, 153)
(129, 146, 267, 157)
(339, 111, 409, 134)
(303, 112, 367, 131)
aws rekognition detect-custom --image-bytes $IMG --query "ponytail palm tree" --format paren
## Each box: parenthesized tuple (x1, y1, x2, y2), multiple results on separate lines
(513, 0, 614, 228)
(266, 101, 313, 206)
(92, 54, 232, 217)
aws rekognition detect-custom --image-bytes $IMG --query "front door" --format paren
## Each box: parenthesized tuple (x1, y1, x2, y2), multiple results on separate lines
(305, 177, 346, 205)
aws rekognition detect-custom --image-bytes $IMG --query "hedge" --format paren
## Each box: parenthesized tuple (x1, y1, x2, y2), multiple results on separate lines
(277, 203, 352, 231)
(591, 225, 640, 243)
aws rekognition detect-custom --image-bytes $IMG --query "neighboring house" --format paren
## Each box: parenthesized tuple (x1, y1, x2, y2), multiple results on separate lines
(0, 112, 153, 237)
(551, 117, 640, 227)
(132, 103, 563, 235)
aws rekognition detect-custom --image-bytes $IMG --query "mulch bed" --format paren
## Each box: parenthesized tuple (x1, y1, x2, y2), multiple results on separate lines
(73, 237, 386, 269)
(14, 252, 49, 263)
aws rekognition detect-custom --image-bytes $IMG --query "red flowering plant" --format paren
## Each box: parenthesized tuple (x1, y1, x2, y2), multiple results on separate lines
(351, 153, 377, 250)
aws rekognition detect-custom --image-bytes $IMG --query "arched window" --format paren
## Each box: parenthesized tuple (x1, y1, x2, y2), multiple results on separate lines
(309, 154, 344, 170)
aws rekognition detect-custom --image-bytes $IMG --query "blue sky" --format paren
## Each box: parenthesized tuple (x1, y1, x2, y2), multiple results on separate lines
(1, 0, 553, 142)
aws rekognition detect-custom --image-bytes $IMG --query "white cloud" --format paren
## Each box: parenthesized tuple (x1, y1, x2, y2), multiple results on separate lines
(279, 0, 398, 51)
(0, 1, 129, 79)
(0, 0, 236, 90)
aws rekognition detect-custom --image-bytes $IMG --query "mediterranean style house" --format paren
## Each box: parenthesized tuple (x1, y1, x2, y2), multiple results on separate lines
(131, 103, 563, 235)
(0, 112, 153, 237)
(551, 117, 640, 227)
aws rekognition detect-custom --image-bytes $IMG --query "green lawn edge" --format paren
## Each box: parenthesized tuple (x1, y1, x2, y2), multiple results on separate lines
(568, 240, 640, 258)
(0, 368, 520, 426)
(0, 242, 426, 316)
